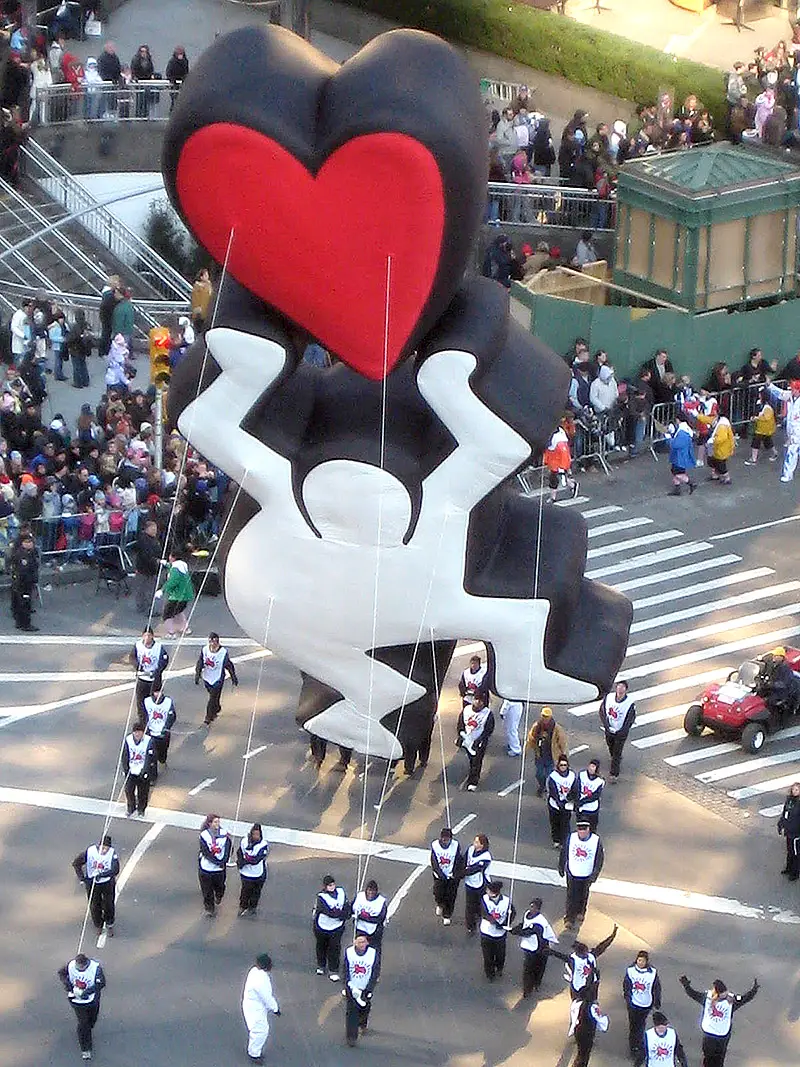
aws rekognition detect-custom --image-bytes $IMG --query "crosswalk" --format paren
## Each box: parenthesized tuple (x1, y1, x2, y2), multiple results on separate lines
(563, 501, 800, 820)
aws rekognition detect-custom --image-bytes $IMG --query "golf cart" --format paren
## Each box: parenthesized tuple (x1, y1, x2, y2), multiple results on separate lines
(683, 647, 800, 753)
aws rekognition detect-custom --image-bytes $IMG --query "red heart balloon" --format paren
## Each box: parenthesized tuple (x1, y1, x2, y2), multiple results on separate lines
(176, 124, 446, 380)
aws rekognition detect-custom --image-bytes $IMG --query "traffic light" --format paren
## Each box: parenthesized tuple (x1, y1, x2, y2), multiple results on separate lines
(149, 326, 172, 386)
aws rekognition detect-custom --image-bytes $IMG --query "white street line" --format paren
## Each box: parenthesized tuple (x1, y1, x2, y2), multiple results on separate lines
(386, 812, 476, 920)
(569, 668, 729, 716)
(453, 641, 486, 659)
(633, 704, 692, 729)
(0, 634, 257, 647)
(98, 821, 166, 948)
(613, 555, 742, 593)
(0, 786, 781, 922)
(586, 529, 681, 560)
(498, 778, 525, 797)
(697, 749, 800, 785)
(729, 773, 800, 801)
(188, 778, 216, 796)
(760, 804, 784, 818)
(0, 650, 271, 729)
(570, 744, 589, 756)
(664, 742, 741, 766)
(587, 517, 653, 539)
(580, 506, 623, 519)
(631, 576, 789, 629)
(243, 745, 270, 761)
(626, 603, 800, 658)
(0, 671, 132, 682)
(632, 728, 688, 750)
(619, 624, 800, 683)
(586, 541, 713, 581)
(710, 515, 800, 542)
(554, 496, 590, 508)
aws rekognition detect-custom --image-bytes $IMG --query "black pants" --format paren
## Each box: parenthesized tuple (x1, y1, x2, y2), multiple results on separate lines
(702, 1032, 731, 1067)
(135, 571, 157, 612)
(124, 774, 150, 815)
(433, 876, 459, 919)
(345, 989, 371, 1043)
(87, 879, 115, 931)
(466, 742, 487, 787)
(576, 810, 599, 833)
(150, 733, 170, 766)
(403, 723, 434, 774)
(199, 869, 226, 913)
(572, 1022, 595, 1067)
(315, 926, 343, 972)
(239, 874, 265, 912)
(522, 949, 548, 996)
(204, 681, 224, 724)
(135, 677, 157, 720)
(71, 999, 100, 1053)
(786, 835, 800, 877)
(464, 886, 482, 933)
(565, 874, 592, 924)
(481, 934, 506, 979)
(548, 805, 571, 846)
(627, 1004, 650, 1057)
(11, 587, 32, 627)
(605, 729, 627, 777)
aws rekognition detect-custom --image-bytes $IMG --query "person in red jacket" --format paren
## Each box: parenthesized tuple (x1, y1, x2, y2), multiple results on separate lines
(544, 420, 579, 503)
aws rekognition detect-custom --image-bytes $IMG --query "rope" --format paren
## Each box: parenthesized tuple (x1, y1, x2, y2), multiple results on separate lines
(431, 626, 451, 828)
(76, 232, 236, 954)
(508, 463, 548, 906)
(231, 602, 275, 829)
(356, 255, 392, 894)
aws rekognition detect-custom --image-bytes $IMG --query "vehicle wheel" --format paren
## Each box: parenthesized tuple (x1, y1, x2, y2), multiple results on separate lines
(684, 705, 705, 737)
(742, 722, 766, 754)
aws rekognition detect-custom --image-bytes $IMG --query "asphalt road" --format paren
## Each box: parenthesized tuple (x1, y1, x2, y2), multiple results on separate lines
(2, 444, 800, 1067)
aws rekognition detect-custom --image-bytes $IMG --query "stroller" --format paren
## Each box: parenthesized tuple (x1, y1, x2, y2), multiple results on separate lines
(95, 544, 131, 599)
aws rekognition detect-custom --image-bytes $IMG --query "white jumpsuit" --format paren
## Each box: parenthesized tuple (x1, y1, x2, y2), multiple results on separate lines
(768, 384, 800, 482)
(242, 967, 279, 1058)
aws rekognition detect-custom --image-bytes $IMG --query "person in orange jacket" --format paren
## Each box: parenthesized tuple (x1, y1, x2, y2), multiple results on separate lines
(544, 419, 579, 503)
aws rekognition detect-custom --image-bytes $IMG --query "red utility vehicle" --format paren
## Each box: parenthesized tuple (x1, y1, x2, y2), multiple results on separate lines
(683, 647, 800, 753)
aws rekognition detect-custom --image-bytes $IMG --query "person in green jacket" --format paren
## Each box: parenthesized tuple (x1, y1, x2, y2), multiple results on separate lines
(161, 554, 194, 637)
(110, 287, 135, 353)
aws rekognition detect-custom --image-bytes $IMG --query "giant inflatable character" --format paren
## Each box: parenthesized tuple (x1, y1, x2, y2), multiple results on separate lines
(162, 26, 632, 760)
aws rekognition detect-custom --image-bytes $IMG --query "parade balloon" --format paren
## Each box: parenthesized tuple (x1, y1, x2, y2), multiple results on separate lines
(163, 25, 632, 759)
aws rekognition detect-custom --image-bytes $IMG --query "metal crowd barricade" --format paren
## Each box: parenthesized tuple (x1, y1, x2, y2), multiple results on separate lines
(32, 81, 176, 127)
(487, 183, 615, 233)
(30, 509, 140, 568)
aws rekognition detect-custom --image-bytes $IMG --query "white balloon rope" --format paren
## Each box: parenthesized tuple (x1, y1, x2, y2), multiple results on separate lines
(356, 254, 392, 894)
(430, 627, 452, 828)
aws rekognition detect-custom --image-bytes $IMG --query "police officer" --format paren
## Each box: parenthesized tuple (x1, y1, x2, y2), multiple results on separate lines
(558, 819, 605, 930)
(58, 953, 106, 1061)
(72, 834, 120, 936)
(121, 723, 156, 817)
(9, 530, 39, 631)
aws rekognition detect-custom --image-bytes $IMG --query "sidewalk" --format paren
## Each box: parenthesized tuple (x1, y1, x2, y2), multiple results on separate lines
(565, 0, 793, 70)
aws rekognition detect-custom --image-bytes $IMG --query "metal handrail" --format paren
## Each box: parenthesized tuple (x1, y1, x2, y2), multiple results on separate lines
(22, 139, 192, 302)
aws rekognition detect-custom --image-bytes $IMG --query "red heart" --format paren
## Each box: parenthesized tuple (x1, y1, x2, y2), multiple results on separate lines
(176, 124, 446, 380)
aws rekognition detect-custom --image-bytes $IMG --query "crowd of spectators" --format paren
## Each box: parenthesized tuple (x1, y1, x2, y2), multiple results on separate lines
(0, 289, 224, 575)
(725, 34, 800, 147)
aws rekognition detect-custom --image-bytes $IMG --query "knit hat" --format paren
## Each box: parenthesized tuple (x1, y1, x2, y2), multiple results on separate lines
(256, 953, 272, 970)
(540, 707, 553, 718)
(598, 365, 613, 382)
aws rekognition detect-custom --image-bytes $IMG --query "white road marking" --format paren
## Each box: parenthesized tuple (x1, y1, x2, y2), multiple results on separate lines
(0, 671, 133, 682)
(710, 515, 800, 542)
(633, 704, 692, 728)
(569, 667, 729, 715)
(760, 804, 784, 818)
(452, 641, 486, 659)
(0, 786, 785, 922)
(386, 812, 476, 920)
(664, 742, 741, 766)
(570, 744, 589, 756)
(0, 650, 271, 729)
(587, 517, 653, 539)
(630, 576, 789, 628)
(697, 749, 800, 785)
(729, 772, 800, 801)
(187, 778, 216, 796)
(553, 496, 590, 508)
(613, 555, 741, 594)
(632, 728, 688, 750)
(586, 541, 713, 581)
(626, 603, 800, 657)
(619, 624, 800, 683)
(97, 820, 166, 948)
(0, 634, 258, 647)
(586, 529, 681, 560)
(580, 506, 623, 519)
(243, 745, 270, 761)
(498, 778, 525, 797)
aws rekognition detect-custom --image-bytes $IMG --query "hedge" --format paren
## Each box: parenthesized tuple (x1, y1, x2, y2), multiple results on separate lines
(340, 0, 727, 119)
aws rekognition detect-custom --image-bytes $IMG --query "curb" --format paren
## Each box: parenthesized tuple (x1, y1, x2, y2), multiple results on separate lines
(0, 564, 97, 592)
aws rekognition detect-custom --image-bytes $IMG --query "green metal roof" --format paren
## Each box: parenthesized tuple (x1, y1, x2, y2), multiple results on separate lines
(620, 145, 800, 197)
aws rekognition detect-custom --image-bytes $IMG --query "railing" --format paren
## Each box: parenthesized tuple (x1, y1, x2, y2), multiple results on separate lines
(31, 81, 178, 126)
(21, 139, 193, 303)
(487, 182, 615, 232)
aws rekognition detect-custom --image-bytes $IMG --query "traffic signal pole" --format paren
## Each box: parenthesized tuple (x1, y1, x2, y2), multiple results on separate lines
(154, 384, 164, 471)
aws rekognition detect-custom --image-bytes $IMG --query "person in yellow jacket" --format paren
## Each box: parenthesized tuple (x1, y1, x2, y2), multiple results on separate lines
(745, 390, 779, 466)
(707, 414, 735, 485)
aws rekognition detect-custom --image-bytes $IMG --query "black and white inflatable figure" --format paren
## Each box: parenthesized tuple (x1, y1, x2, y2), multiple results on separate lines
(162, 25, 632, 760)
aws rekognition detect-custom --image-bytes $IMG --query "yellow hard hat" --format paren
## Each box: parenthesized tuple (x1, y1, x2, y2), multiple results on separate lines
(540, 707, 553, 718)
(771, 647, 787, 657)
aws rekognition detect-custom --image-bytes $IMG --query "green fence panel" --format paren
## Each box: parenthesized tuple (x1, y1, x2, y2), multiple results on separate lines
(531, 295, 594, 361)
(583, 305, 635, 379)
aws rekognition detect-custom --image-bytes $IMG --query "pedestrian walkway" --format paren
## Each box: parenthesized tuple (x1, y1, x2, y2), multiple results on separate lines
(559, 496, 800, 820)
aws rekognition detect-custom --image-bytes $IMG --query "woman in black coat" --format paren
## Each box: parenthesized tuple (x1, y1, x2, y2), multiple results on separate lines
(67, 310, 93, 389)
(778, 781, 800, 880)
(131, 44, 156, 118)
